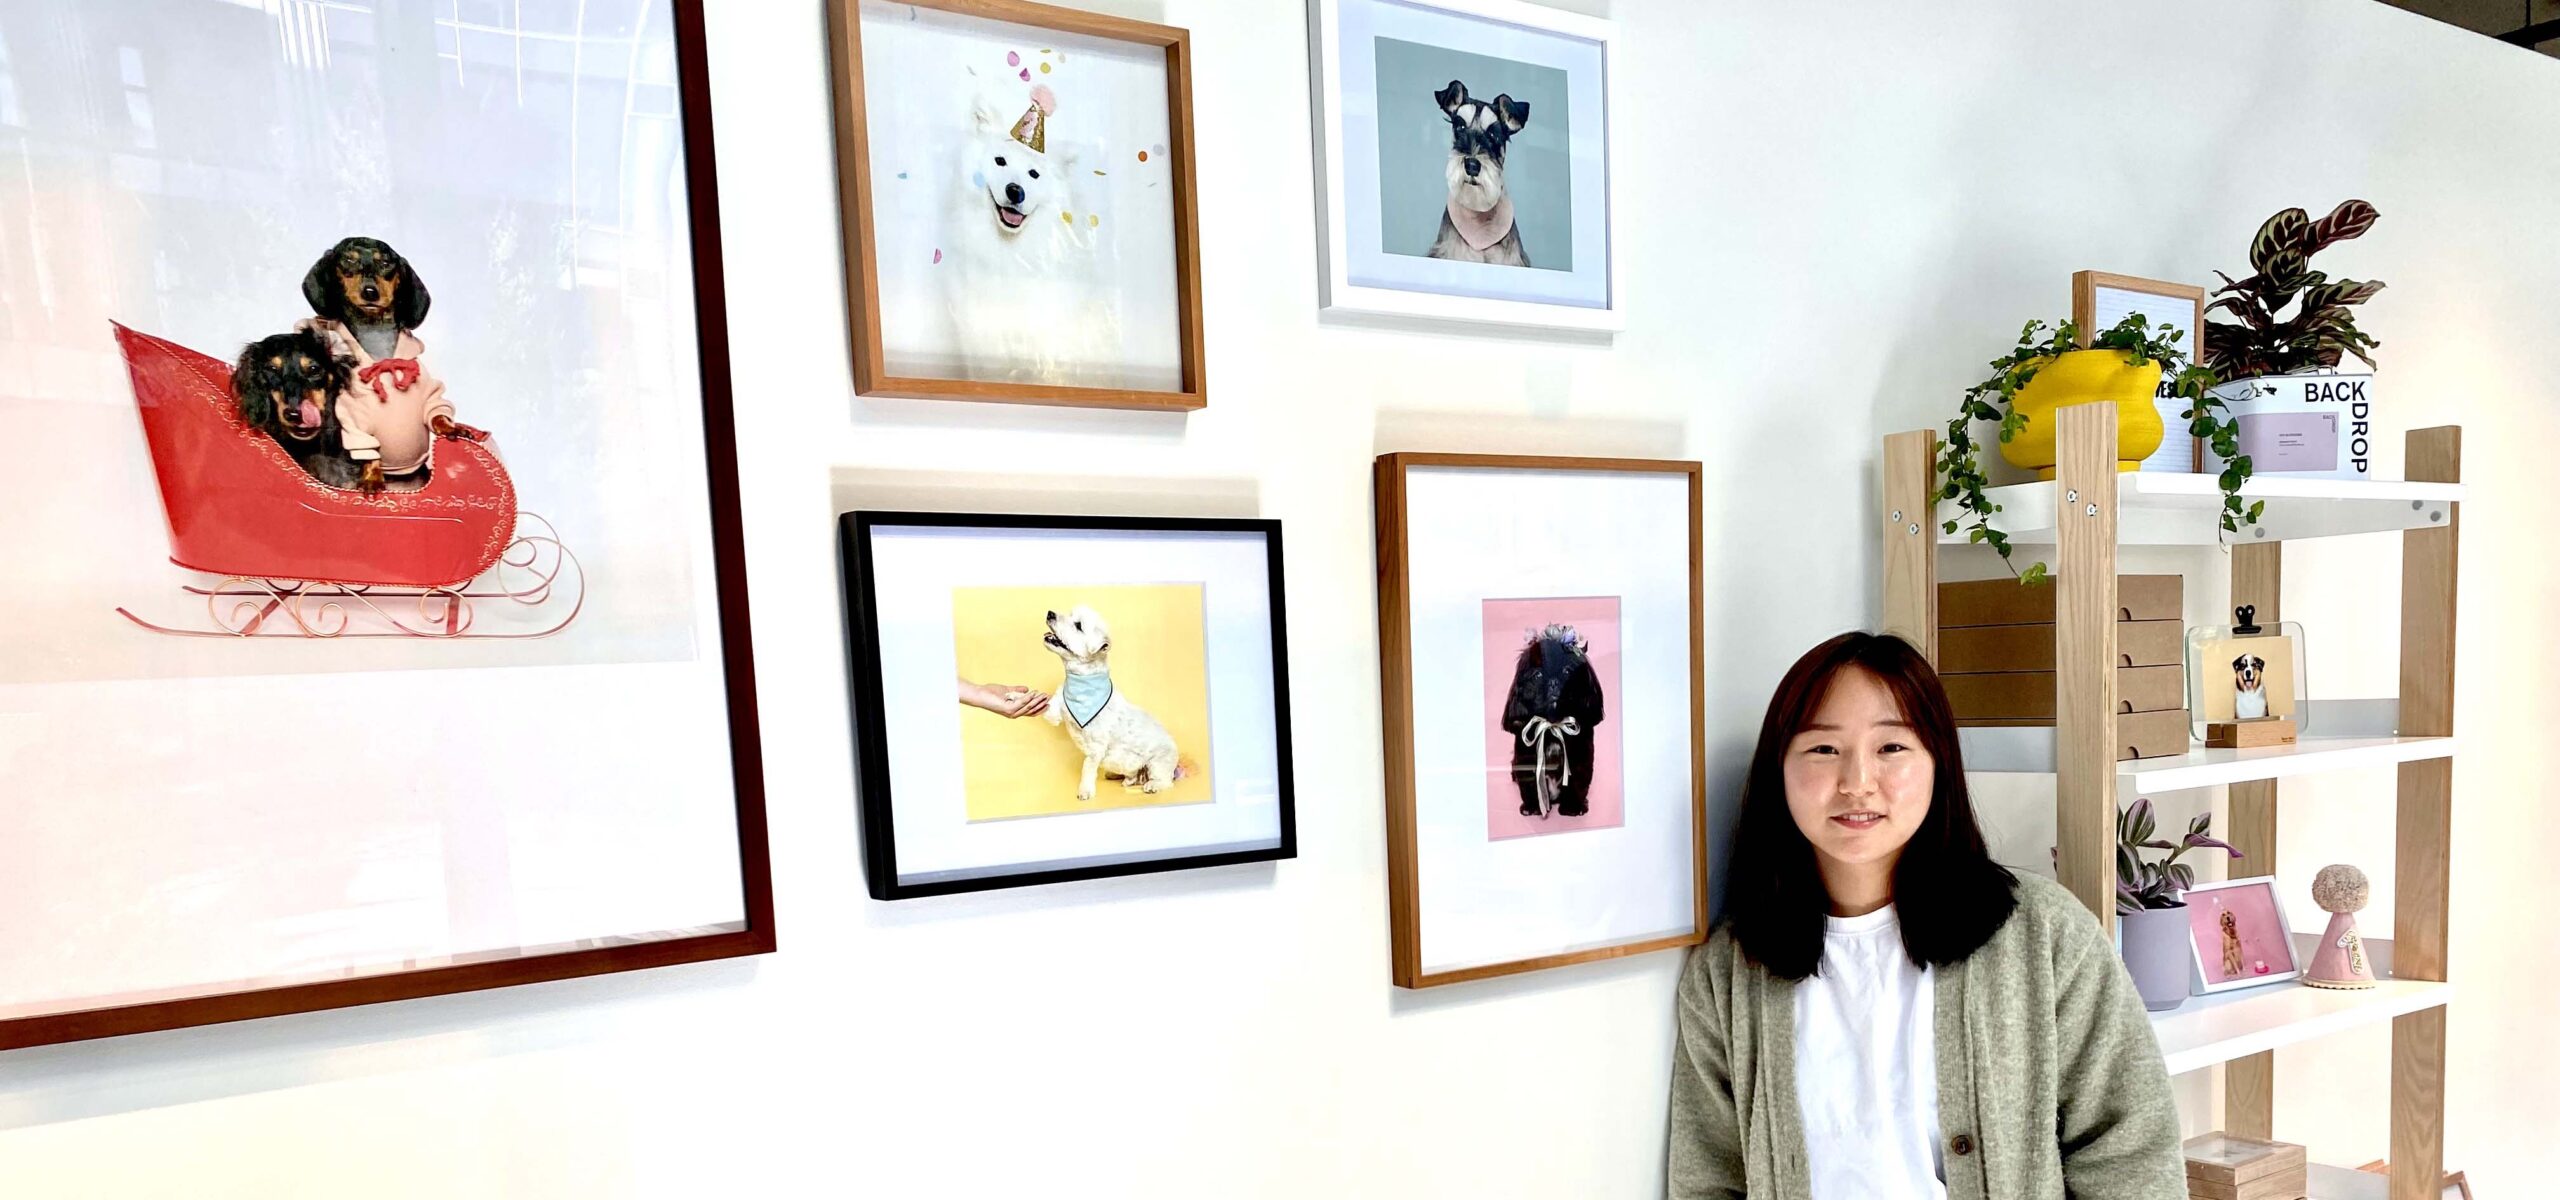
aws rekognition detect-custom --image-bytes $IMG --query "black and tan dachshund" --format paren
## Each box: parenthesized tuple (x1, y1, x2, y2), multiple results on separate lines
(232, 328, 368, 490)
(302, 235, 429, 363)
(1501, 623, 1606, 818)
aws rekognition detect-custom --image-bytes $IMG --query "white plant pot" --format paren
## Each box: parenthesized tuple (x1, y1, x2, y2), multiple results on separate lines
(2202, 370, 2376, 482)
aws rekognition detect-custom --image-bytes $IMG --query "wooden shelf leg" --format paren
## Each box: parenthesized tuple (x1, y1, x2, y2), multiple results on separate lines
(2391, 427, 2459, 1200)
(2225, 540, 2283, 1140)
(2054, 403, 2120, 929)
(1881, 431, 1939, 662)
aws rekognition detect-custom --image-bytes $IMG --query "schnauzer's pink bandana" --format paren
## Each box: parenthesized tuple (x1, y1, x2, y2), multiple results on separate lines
(1445, 195, 1516, 253)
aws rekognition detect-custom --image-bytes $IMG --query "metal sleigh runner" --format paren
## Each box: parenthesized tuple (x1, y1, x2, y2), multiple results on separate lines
(108, 324, 583, 639)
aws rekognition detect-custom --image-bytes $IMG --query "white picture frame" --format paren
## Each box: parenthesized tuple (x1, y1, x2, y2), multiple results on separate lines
(1308, 0, 1623, 332)
(2183, 876, 2303, 996)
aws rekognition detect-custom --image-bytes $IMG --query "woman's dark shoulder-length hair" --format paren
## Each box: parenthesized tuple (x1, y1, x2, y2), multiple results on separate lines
(1725, 631, 2018, 980)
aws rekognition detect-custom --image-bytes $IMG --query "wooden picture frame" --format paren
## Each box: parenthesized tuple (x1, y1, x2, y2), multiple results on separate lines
(1374, 453, 1706, 987)
(841, 511, 1297, 898)
(826, 0, 1207, 410)
(2073, 270, 2208, 472)
(0, 0, 773, 1051)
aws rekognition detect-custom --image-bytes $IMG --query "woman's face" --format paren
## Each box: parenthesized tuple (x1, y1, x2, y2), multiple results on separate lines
(1783, 666, 1935, 876)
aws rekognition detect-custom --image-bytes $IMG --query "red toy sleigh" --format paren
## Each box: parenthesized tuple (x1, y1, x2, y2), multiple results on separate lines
(110, 322, 582, 638)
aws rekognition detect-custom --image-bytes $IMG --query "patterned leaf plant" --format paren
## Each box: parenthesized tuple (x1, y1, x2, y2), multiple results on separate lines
(2115, 797, 2243, 915)
(2202, 199, 2386, 380)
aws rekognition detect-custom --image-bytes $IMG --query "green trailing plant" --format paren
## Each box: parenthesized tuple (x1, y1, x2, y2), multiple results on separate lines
(2203, 199, 2386, 379)
(1937, 313, 2252, 586)
(2117, 797, 2242, 914)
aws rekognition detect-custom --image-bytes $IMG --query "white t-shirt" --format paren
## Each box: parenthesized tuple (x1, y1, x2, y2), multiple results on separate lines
(1792, 904, 1946, 1200)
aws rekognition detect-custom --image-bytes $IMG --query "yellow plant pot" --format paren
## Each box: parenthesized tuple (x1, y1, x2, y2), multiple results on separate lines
(1997, 349, 2166, 479)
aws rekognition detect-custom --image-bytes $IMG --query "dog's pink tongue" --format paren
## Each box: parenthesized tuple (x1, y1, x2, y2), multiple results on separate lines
(299, 398, 323, 427)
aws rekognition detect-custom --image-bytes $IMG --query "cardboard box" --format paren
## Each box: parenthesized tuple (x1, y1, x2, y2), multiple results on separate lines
(1943, 665, 2185, 722)
(2186, 1167, 2307, 1200)
(1938, 619, 2183, 673)
(1959, 708, 2191, 761)
(1939, 575, 2182, 628)
(2202, 372, 2375, 482)
(2184, 1133, 2308, 1188)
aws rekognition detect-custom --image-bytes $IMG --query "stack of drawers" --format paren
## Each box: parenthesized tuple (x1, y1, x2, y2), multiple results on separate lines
(1937, 575, 2190, 761)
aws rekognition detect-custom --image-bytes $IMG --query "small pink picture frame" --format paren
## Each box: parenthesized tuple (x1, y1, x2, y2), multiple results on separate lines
(2183, 876, 2301, 995)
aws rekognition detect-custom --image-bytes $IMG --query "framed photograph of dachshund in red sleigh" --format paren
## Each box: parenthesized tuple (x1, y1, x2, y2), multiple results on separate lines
(1374, 453, 1705, 987)
(0, 2, 771, 1049)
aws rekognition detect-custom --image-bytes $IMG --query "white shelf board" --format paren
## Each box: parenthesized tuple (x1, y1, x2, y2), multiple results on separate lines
(2306, 1162, 2469, 1200)
(2151, 936, 2449, 1077)
(1938, 472, 2464, 546)
(1958, 701, 2452, 792)
(2118, 735, 2456, 795)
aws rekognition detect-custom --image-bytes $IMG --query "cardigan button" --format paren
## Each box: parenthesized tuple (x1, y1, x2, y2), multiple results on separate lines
(1950, 1133, 1974, 1157)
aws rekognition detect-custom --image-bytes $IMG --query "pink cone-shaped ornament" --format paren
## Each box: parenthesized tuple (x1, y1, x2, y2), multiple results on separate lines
(2303, 864, 2379, 990)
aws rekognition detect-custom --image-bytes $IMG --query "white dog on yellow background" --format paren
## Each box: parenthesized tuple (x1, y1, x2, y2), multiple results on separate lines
(1040, 605, 1180, 802)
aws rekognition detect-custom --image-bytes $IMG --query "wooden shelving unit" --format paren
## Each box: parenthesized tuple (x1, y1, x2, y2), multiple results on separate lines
(1879, 407, 2462, 1200)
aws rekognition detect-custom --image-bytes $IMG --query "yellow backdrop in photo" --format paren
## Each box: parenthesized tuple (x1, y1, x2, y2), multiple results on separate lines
(950, 583, 1215, 822)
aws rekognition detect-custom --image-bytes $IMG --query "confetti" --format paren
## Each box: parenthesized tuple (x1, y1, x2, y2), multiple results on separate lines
(1093, 169, 1107, 176)
(1007, 51, 1020, 66)
(896, 171, 907, 179)
(1137, 150, 1148, 162)
(1019, 68, 1030, 81)
(1062, 210, 1073, 223)
(932, 248, 941, 263)
(1088, 213, 1099, 227)
(1039, 62, 1050, 74)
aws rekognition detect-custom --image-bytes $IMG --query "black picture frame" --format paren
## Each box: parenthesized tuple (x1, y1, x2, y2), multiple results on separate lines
(839, 511, 1297, 899)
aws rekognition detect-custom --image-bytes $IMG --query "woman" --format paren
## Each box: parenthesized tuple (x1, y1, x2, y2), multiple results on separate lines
(1669, 632, 2183, 1199)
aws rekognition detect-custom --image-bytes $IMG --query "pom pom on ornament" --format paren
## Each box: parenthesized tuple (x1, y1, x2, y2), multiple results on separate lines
(2312, 863, 2370, 914)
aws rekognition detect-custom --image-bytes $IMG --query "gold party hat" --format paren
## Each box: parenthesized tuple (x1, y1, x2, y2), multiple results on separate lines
(1010, 104, 1046, 154)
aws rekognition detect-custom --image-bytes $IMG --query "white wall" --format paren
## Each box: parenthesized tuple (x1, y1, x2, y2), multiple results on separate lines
(3, 0, 2555, 1195)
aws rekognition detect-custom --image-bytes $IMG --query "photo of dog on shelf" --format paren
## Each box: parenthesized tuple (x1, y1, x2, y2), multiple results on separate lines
(1481, 596, 1622, 840)
(949, 583, 1215, 822)
(1373, 38, 1572, 272)
(231, 237, 490, 495)
(2194, 632, 2297, 724)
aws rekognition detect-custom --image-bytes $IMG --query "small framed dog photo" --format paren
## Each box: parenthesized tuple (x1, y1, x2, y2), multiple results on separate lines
(1310, 0, 1621, 332)
(2182, 877, 2301, 996)
(827, 0, 1206, 410)
(1374, 454, 1705, 986)
(2185, 606, 2310, 737)
(840, 512, 1296, 897)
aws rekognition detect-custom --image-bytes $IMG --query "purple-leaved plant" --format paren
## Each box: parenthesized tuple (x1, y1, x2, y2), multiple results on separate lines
(2116, 797, 2243, 915)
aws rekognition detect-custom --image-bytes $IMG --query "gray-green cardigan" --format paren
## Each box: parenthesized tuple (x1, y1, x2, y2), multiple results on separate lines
(1668, 873, 2186, 1199)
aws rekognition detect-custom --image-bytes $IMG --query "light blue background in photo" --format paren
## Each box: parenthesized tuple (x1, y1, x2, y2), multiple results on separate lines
(1332, 0, 1609, 310)
(1372, 37, 1572, 270)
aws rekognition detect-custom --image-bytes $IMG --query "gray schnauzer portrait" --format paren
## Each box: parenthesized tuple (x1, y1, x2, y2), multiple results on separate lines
(1427, 80, 1531, 267)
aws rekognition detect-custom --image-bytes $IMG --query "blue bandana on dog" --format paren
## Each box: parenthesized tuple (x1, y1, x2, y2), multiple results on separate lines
(1059, 671, 1113, 728)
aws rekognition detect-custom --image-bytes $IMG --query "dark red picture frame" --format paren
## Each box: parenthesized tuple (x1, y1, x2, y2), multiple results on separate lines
(0, 0, 773, 1052)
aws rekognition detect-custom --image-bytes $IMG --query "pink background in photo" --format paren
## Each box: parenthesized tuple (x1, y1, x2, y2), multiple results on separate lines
(2187, 882, 2295, 985)
(1482, 596, 1624, 841)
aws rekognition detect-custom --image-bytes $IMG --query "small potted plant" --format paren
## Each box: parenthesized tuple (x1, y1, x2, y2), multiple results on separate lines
(1938, 313, 2247, 585)
(2202, 200, 2386, 479)
(2117, 797, 2242, 1012)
